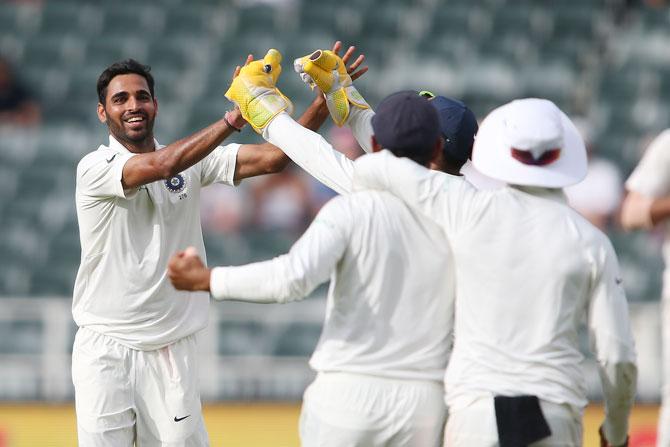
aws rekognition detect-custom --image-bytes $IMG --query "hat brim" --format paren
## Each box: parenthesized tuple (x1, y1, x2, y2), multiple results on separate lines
(471, 102, 587, 188)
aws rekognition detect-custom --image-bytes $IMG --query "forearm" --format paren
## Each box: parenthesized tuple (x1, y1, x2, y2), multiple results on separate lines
(621, 191, 670, 230)
(240, 94, 331, 175)
(156, 117, 238, 177)
(346, 106, 375, 153)
(210, 205, 346, 303)
(231, 98, 329, 180)
(263, 113, 355, 194)
(123, 114, 240, 188)
(298, 93, 330, 131)
(651, 196, 670, 225)
(210, 258, 308, 303)
(210, 246, 330, 304)
(599, 361, 637, 445)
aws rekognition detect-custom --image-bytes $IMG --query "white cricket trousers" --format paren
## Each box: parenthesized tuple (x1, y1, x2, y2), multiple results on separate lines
(72, 327, 209, 447)
(299, 372, 447, 447)
(658, 293, 670, 447)
(444, 396, 582, 447)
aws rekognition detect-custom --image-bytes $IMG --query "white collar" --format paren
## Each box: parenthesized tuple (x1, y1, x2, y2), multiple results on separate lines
(107, 134, 163, 153)
(510, 185, 568, 204)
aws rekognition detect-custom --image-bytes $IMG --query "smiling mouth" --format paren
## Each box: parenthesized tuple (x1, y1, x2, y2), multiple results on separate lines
(124, 115, 147, 128)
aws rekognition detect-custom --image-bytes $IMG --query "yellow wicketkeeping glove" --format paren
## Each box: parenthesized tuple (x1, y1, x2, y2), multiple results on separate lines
(224, 49, 293, 133)
(294, 49, 369, 126)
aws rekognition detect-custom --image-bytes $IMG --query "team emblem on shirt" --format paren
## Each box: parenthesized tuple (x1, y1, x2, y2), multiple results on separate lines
(164, 173, 186, 193)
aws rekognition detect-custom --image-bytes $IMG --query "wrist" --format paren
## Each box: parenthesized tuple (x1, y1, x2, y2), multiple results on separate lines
(224, 110, 246, 131)
(199, 268, 212, 292)
(313, 91, 326, 105)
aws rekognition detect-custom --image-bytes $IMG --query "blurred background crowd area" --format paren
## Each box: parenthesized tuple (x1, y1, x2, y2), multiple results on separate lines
(0, 0, 669, 402)
(1, 0, 669, 299)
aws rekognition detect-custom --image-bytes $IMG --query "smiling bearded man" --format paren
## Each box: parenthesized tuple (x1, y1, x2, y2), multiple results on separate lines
(71, 56, 339, 447)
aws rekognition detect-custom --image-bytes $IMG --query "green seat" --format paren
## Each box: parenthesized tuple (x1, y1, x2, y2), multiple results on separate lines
(164, 4, 212, 38)
(551, 7, 597, 40)
(0, 321, 43, 354)
(22, 38, 64, 70)
(236, 5, 280, 35)
(39, 1, 85, 37)
(218, 320, 270, 356)
(610, 230, 664, 302)
(274, 322, 321, 357)
(29, 264, 77, 296)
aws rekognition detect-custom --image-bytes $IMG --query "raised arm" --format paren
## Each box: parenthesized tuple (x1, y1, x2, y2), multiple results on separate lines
(168, 197, 350, 303)
(346, 106, 375, 153)
(232, 92, 330, 181)
(263, 112, 356, 194)
(225, 45, 367, 191)
(121, 108, 245, 189)
(588, 241, 637, 446)
(295, 42, 373, 154)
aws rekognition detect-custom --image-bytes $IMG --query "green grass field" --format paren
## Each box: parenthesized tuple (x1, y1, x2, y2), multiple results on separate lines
(0, 403, 659, 446)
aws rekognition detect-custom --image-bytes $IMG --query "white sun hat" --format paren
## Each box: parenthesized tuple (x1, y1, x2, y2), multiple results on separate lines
(472, 98, 587, 188)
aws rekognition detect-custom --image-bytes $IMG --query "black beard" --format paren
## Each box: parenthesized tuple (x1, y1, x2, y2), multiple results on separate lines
(106, 115, 155, 147)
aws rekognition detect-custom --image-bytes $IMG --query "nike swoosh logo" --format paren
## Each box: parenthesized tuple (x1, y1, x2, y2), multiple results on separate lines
(106, 153, 117, 163)
(174, 415, 191, 422)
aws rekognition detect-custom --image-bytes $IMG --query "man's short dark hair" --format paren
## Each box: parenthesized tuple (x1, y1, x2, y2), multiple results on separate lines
(97, 59, 154, 104)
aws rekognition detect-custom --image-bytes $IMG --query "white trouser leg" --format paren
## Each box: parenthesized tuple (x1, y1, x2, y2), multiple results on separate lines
(72, 328, 136, 447)
(72, 328, 208, 447)
(300, 372, 446, 447)
(135, 334, 208, 447)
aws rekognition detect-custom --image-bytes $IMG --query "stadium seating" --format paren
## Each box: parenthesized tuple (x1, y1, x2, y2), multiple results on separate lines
(0, 1, 667, 370)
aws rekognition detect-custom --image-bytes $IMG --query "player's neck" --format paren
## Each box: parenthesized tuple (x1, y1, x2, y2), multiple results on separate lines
(116, 134, 156, 153)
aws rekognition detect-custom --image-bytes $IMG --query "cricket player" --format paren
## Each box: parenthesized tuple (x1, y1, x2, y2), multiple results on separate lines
(350, 98, 638, 447)
(71, 47, 366, 446)
(621, 129, 670, 446)
(169, 90, 458, 446)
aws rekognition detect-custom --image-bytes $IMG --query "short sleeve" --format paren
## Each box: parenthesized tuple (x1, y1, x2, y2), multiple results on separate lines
(76, 150, 138, 200)
(200, 143, 240, 187)
(626, 130, 670, 197)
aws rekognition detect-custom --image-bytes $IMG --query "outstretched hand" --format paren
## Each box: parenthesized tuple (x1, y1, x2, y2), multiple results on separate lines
(331, 40, 368, 82)
(168, 247, 211, 292)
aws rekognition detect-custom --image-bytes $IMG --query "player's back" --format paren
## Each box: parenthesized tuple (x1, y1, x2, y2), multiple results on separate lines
(445, 185, 613, 410)
(309, 190, 455, 382)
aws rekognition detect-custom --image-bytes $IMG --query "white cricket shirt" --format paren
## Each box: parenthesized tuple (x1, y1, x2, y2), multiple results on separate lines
(353, 150, 637, 443)
(210, 190, 455, 381)
(209, 113, 456, 381)
(74, 135, 239, 350)
(626, 129, 670, 296)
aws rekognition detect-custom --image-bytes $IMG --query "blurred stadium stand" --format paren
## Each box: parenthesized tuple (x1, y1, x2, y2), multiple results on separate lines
(0, 0, 667, 400)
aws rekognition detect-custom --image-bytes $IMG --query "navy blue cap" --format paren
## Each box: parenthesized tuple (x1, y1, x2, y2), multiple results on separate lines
(430, 96, 478, 163)
(371, 91, 440, 161)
